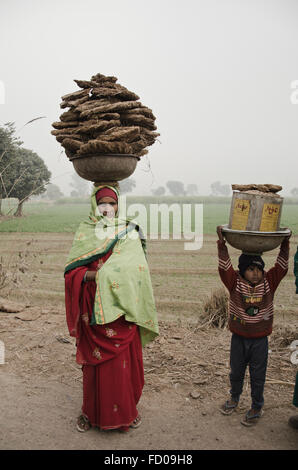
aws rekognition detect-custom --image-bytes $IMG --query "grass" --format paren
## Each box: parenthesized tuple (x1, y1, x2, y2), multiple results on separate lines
(0, 197, 297, 234)
(0, 202, 90, 232)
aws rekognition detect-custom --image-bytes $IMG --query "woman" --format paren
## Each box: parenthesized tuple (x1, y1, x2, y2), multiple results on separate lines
(65, 184, 159, 432)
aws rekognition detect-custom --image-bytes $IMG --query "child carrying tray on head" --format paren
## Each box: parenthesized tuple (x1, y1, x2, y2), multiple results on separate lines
(216, 225, 291, 426)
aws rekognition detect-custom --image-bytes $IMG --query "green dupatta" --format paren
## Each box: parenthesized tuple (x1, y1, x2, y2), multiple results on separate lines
(65, 184, 159, 346)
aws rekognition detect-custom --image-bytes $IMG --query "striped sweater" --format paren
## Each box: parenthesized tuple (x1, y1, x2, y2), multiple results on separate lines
(218, 238, 289, 338)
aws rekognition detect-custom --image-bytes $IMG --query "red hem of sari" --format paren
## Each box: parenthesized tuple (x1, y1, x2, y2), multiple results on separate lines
(83, 414, 138, 432)
(100, 415, 137, 431)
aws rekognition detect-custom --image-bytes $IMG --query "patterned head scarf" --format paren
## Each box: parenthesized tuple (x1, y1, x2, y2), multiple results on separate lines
(95, 187, 118, 204)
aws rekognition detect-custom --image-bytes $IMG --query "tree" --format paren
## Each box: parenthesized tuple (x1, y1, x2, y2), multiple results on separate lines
(44, 183, 64, 200)
(210, 181, 231, 196)
(218, 184, 230, 196)
(69, 172, 91, 198)
(151, 186, 165, 196)
(10, 147, 51, 216)
(186, 184, 198, 196)
(0, 123, 22, 214)
(210, 181, 221, 196)
(166, 180, 185, 196)
(119, 178, 136, 194)
(0, 123, 51, 216)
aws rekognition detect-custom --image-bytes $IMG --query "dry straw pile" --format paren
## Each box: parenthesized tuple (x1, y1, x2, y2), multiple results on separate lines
(199, 288, 229, 329)
(51, 73, 159, 159)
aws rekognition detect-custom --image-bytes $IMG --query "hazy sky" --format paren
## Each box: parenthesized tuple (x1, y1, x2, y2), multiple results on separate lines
(1, 0, 298, 196)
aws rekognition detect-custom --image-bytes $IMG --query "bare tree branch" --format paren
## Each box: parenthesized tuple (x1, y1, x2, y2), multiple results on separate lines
(0, 172, 9, 199)
(16, 116, 47, 133)
(5, 178, 51, 216)
(6, 168, 30, 198)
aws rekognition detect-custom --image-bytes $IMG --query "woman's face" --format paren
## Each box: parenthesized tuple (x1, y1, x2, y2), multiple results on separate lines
(97, 196, 118, 218)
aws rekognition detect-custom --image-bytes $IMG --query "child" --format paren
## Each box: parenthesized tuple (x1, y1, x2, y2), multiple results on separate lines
(217, 225, 291, 426)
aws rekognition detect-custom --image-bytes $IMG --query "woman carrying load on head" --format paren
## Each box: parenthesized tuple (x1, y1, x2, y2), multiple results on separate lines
(64, 184, 159, 433)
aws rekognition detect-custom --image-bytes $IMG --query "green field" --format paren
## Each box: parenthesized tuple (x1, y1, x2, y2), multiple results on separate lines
(0, 198, 297, 234)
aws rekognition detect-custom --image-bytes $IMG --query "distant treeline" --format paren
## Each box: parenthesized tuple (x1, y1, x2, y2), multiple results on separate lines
(52, 195, 298, 205)
(4, 195, 298, 207)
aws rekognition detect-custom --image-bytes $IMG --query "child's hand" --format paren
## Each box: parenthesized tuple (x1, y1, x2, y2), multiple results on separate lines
(217, 225, 225, 242)
(282, 229, 292, 241)
(281, 229, 292, 247)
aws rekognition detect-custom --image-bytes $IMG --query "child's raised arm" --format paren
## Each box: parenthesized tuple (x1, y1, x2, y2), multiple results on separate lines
(217, 226, 237, 292)
(266, 233, 291, 293)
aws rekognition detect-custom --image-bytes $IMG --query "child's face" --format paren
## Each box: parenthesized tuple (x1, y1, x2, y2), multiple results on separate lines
(244, 265, 264, 285)
(97, 196, 118, 218)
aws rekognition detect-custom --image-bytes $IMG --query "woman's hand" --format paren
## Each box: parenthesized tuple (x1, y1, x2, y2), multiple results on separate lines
(85, 271, 96, 282)
(97, 259, 104, 270)
(85, 261, 104, 282)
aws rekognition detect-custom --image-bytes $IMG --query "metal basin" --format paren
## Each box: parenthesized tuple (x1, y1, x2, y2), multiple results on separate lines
(69, 153, 139, 182)
(221, 225, 291, 254)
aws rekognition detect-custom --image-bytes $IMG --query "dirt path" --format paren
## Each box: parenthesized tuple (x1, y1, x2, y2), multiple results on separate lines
(0, 308, 297, 450)
(0, 233, 297, 450)
(1, 370, 297, 451)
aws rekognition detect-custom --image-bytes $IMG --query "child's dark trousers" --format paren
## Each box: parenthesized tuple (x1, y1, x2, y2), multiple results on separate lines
(229, 333, 268, 410)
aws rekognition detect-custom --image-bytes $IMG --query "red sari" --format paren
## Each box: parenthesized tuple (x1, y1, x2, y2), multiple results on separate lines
(65, 251, 144, 431)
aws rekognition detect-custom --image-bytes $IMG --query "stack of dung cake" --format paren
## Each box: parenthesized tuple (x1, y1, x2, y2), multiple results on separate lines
(51, 73, 159, 182)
